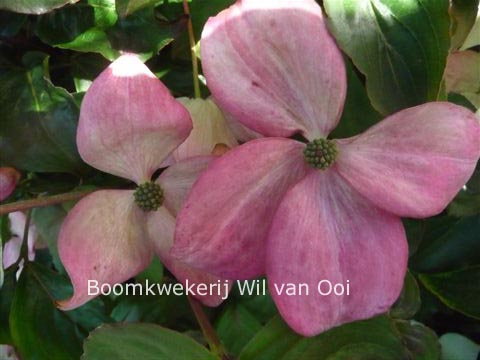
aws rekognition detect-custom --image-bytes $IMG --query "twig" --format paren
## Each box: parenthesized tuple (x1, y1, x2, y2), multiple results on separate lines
(187, 296, 230, 359)
(183, 0, 201, 98)
(0, 190, 94, 216)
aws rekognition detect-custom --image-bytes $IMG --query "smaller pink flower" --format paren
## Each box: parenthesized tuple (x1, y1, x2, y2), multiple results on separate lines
(172, 0, 480, 336)
(57, 54, 230, 310)
(0, 167, 20, 202)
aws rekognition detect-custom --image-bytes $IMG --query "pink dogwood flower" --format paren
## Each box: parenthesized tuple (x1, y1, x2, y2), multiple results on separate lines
(171, 0, 480, 336)
(57, 54, 229, 310)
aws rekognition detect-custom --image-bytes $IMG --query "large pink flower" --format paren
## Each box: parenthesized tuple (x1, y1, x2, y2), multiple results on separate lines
(58, 54, 229, 310)
(172, 0, 480, 336)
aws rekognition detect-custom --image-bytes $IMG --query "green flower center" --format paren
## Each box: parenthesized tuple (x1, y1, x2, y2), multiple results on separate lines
(134, 182, 164, 212)
(303, 138, 338, 170)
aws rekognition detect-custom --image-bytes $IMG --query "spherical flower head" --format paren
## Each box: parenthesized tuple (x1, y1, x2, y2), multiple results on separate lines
(133, 182, 164, 212)
(303, 138, 338, 170)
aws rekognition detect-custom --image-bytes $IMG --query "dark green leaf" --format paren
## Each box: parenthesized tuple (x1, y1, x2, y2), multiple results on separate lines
(0, 269, 16, 344)
(83, 323, 218, 359)
(410, 215, 480, 273)
(0, 11, 26, 37)
(419, 266, 480, 319)
(106, 7, 182, 57)
(35, 0, 119, 60)
(390, 271, 421, 319)
(32, 205, 67, 273)
(0, 53, 87, 174)
(216, 304, 262, 357)
(394, 320, 440, 359)
(0, 0, 80, 14)
(329, 59, 382, 138)
(10, 262, 109, 360)
(449, 164, 480, 216)
(115, 0, 157, 18)
(239, 315, 409, 360)
(324, 0, 451, 115)
(135, 257, 163, 284)
(35, 3, 96, 44)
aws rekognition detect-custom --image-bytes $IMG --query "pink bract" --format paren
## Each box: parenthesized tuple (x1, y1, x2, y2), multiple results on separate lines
(58, 54, 230, 310)
(172, 0, 480, 336)
(0, 167, 20, 202)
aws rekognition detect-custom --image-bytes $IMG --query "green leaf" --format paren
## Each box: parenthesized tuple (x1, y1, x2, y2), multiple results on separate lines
(0, 268, 16, 344)
(35, 0, 119, 60)
(0, 53, 87, 174)
(439, 333, 480, 360)
(449, 164, 480, 216)
(35, 3, 96, 44)
(394, 320, 440, 360)
(0, 11, 26, 37)
(216, 304, 262, 357)
(135, 256, 163, 284)
(324, 0, 451, 115)
(10, 262, 109, 360)
(390, 271, 421, 319)
(0, 0, 80, 14)
(410, 215, 480, 273)
(32, 205, 68, 273)
(115, 0, 157, 18)
(419, 266, 480, 319)
(239, 315, 410, 360)
(106, 7, 178, 57)
(450, 0, 480, 50)
(83, 323, 218, 359)
(329, 59, 382, 138)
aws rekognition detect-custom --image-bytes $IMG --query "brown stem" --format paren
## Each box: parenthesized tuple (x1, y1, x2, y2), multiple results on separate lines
(187, 296, 230, 359)
(182, 0, 201, 98)
(0, 190, 94, 216)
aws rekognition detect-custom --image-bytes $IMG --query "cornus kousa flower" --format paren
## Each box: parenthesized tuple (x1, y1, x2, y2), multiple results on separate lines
(57, 54, 229, 310)
(172, 0, 480, 336)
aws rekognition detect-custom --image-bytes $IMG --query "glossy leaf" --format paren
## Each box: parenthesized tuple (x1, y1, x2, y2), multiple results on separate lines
(0, 0, 79, 14)
(0, 54, 86, 174)
(419, 266, 480, 319)
(83, 323, 218, 359)
(410, 215, 480, 273)
(239, 316, 410, 360)
(32, 206, 67, 274)
(394, 320, 440, 360)
(115, 0, 157, 17)
(449, 164, 480, 216)
(390, 271, 421, 320)
(35, 0, 119, 60)
(329, 58, 382, 139)
(216, 304, 262, 357)
(10, 262, 109, 360)
(324, 0, 451, 115)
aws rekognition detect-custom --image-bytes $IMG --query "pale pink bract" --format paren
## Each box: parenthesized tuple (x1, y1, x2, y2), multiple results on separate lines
(172, 0, 480, 336)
